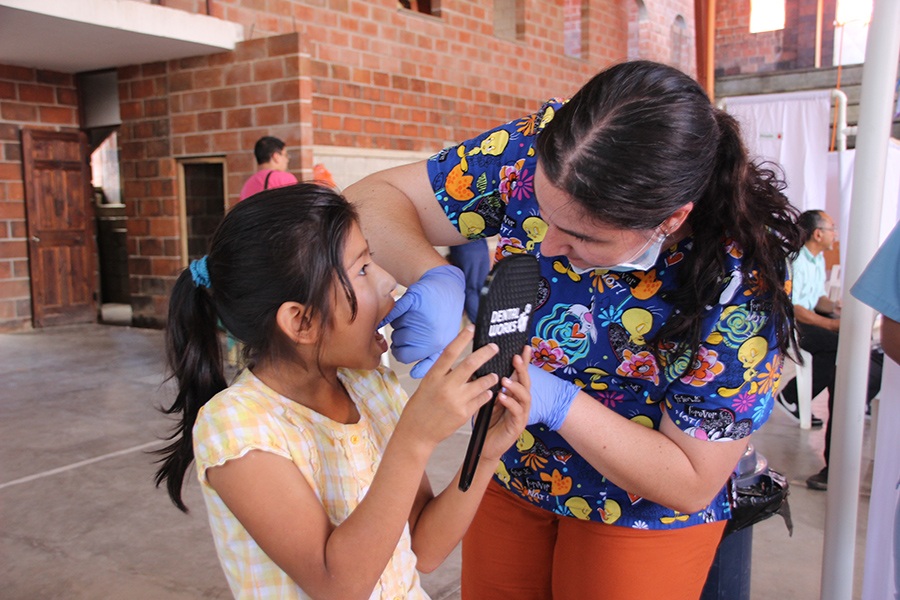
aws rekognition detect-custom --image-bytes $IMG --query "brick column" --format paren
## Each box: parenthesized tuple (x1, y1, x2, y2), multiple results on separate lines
(119, 33, 309, 327)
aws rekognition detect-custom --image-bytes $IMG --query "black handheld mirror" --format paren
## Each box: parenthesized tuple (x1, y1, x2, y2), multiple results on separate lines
(458, 254, 540, 491)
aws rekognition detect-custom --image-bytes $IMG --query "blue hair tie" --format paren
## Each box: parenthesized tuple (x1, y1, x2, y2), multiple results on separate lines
(190, 256, 210, 288)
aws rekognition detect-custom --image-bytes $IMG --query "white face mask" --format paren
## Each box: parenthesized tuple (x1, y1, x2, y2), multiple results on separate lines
(569, 229, 667, 274)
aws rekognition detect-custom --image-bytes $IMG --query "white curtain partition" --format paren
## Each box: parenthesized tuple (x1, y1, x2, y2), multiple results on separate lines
(863, 360, 900, 600)
(724, 85, 900, 598)
(827, 139, 900, 600)
(726, 90, 832, 212)
(825, 140, 900, 270)
(825, 144, 899, 598)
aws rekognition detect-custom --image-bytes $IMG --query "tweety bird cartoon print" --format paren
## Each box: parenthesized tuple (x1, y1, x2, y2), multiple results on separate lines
(425, 99, 783, 529)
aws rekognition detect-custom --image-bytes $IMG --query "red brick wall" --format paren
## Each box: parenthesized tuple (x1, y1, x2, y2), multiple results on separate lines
(1, 0, 701, 330)
(716, 0, 836, 76)
(202, 0, 694, 147)
(118, 34, 309, 327)
(115, 1, 648, 328)
(166, 35, 311, 206)
(0, 65, 79, 331)
(208, 0, 635, 149)
(117, 62, 178, 327)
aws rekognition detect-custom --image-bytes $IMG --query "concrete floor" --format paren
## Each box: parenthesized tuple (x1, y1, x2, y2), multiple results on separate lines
(0, 320, 875, 599)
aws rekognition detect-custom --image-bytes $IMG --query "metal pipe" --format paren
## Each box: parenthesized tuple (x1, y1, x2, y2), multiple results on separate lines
(832, 88, 850, 269)
(815, 0, 824, 68)
(831, 89, 848, 152)
(821, 1, 900, 598)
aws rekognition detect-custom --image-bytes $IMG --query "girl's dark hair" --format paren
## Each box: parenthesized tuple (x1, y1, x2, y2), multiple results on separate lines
(154, 183, 359, 511)
(536, 60, 803, 365)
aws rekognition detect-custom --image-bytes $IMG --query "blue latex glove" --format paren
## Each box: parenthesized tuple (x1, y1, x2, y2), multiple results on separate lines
(379, 264, 465, 378)
(527, 364, 580, 430)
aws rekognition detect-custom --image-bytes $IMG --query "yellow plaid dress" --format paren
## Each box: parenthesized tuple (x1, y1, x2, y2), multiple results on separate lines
(193, 367, 430, 600)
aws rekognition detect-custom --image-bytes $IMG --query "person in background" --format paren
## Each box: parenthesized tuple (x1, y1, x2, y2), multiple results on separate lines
(154, 184, 533, 599)
(776, 209, 883, 491)
(345, 60, 804, 599)
(851, 220, 900, 363)
(239, 136, 299, 201)
(312, 163, 339, 190)
(448, 238, 491, 323)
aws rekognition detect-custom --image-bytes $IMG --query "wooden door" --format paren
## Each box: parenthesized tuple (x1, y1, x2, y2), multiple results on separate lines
(21, 129, 97, 327)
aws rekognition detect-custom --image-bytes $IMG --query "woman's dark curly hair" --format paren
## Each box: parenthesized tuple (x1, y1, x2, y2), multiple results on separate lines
(536, 60, 803, 366)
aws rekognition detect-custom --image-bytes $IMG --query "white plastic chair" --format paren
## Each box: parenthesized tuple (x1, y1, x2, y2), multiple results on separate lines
(826, 264, 841, 303)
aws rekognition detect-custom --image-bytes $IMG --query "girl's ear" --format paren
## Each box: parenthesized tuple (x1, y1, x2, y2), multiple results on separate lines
(275, 302, 320, 345)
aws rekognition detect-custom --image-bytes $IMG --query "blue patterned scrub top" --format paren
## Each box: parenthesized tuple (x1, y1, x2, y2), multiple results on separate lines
(427, 100, 783, 530)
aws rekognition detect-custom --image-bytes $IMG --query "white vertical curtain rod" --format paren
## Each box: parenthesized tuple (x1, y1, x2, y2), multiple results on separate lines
(821, 0, 900, 598)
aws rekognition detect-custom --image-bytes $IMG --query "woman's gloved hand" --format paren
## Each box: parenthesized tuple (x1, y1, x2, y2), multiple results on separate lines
(379, 265, 465, 378)
(527, 364, 580, 430)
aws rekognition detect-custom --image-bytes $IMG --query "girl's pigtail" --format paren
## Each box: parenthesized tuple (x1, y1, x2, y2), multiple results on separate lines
(154, 266, 226, 512)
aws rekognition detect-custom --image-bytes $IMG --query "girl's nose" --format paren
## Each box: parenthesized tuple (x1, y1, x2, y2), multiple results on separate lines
(376, 264, 397, 297)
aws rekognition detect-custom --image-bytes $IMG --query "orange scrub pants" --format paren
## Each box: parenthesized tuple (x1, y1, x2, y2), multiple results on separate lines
(461, 483, 726, 600)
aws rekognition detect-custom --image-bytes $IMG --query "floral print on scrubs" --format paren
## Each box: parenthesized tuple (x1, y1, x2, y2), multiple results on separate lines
(426, 99, 784, 529)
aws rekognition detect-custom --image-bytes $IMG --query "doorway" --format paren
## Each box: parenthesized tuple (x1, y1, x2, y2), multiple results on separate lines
(178, 159, 227, 264)
(21, 129, 97, 328)
(79, 69, 130, 325)
(90, 131, 132, 325)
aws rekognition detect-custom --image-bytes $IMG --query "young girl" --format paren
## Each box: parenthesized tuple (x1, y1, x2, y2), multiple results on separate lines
(154, 183, 532, 599)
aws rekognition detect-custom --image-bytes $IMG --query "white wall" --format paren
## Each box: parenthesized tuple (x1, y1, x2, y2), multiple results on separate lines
(312, 146, 435, 191)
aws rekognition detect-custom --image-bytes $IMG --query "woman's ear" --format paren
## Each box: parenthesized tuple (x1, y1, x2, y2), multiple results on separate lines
(275, 302, 319, 345)
(663, 202, 694, 234)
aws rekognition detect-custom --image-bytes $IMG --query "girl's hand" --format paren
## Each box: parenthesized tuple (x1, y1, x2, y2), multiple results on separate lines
(480, 346, 532, 461)
(399, 325, 499, 450)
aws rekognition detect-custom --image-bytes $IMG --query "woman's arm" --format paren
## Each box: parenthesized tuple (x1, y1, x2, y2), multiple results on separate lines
(882, 316, 900, 364)
(794, 303, 840, 332)
(344, 160, 467, 286)
(206, 330, 501, 600)
(557, 395, 748, 514)
(346, 161, 474, 376)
